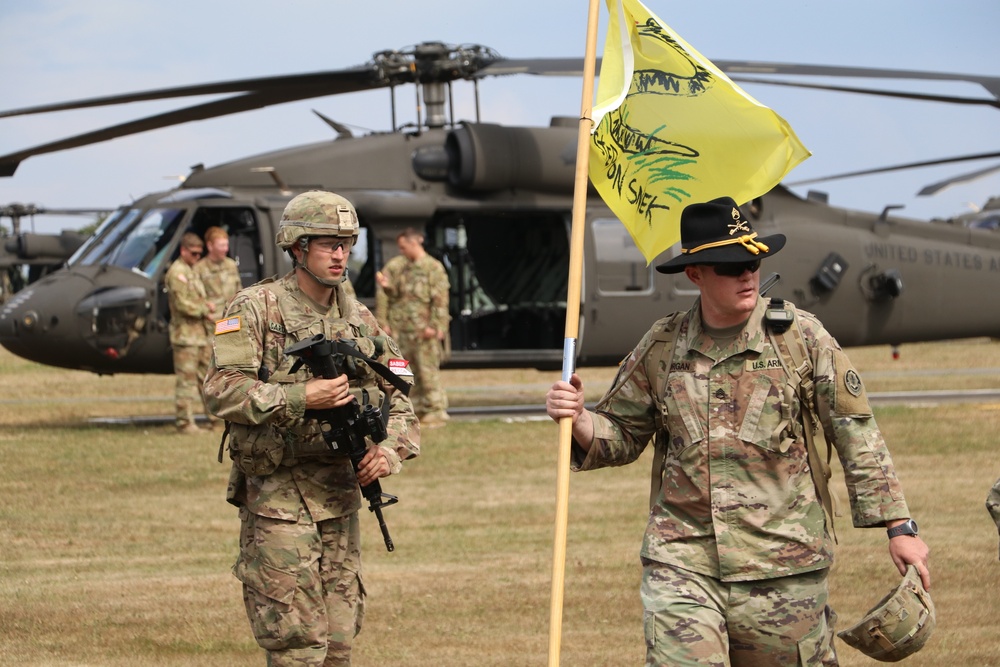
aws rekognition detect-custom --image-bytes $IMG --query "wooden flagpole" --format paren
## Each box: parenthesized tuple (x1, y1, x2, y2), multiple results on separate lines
(548, 0, 602, 664)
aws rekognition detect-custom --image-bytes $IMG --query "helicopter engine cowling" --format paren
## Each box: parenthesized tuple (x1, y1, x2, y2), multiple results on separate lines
(444, 122, 577, 193)
(6, 231, 87, 260)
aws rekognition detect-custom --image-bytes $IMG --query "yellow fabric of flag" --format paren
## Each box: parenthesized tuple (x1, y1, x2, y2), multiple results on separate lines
(590, 0, 811, 263)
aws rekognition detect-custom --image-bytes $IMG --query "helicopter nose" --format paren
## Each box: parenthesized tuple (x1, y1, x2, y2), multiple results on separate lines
(0, 267, 157, 373)
(0, 271, 95, 368)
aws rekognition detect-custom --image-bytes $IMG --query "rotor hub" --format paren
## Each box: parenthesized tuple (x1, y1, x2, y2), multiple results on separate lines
(371, 42, 500, 86)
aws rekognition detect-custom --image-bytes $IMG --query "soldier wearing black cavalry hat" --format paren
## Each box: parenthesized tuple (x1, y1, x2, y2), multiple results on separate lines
(546, 196, 931, 666)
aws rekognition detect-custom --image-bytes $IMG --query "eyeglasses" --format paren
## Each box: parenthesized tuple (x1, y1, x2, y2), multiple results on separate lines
(708, 259, 760, 277)
(310, 238, 353, 254)
(185, 247, 203, 257)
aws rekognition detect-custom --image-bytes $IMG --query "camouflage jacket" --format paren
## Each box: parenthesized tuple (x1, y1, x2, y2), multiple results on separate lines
(194, 256, 242, 326)
(204, 271, 420, 522)
(165, 257, 209, 346)
(574, 296, 911, 582)
(375, 254, 450, 334)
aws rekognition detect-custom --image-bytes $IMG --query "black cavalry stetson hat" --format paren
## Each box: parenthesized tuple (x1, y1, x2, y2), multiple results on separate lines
(655, 197, 786, 274)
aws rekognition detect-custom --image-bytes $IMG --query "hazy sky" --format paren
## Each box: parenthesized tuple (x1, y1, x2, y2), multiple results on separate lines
(1, 0, 997, 234)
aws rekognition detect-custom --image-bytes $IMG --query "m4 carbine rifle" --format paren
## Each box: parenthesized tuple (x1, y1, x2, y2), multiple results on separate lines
(284, 333, 408, 552)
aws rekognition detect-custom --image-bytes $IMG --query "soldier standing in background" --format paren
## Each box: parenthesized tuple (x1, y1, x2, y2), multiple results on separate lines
(376, 228, 451, 427)
(195, 226, 243, 430)
(546, 197, 930, 665)
(204, 190, 419, 666)
(165, 232, 215, 434)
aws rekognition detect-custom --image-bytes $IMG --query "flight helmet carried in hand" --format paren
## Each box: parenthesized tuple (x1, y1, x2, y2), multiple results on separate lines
(837, 565, 935, 662)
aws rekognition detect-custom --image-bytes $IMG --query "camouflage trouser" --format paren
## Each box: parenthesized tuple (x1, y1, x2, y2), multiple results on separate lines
(397, 331, 447, 418)
(172, 343, 217, 427)
(641, 559, 838, 667)
(234, 508, 365, 667)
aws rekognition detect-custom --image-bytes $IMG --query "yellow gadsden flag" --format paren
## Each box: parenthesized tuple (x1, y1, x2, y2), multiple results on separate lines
(590, 0, 811, 263)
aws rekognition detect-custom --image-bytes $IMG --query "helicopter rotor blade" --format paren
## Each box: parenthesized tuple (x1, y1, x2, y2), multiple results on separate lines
(728, 77, 1000, 109)
(476, 57, 600, 78)
(1, 204, 111, 217)
(3, 43, 999, 177)
(0, 66, 380, 119)
(713, 61, 1000, 100)
(0, 81, 381, 177)
(786, 151, 1000, 188)
(917, 163, 1000, 196)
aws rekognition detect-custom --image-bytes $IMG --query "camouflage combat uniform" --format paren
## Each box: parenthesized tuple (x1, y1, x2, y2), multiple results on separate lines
(375, 253, 450, 420)
(165, 255, 213, 429)
(574, 296, 911, 666)
(204, 271, 419, 667)
(988, 477, 1000, 560)
(195, 254, 242, 316)
(195, 254, 242, 427)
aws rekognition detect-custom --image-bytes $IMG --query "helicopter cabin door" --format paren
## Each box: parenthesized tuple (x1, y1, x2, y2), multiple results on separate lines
(581, 215, 664, 363)
(188, 205, 262, 287)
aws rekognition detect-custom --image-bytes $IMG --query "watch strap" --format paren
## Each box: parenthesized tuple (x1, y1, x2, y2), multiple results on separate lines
(887, 519, 917, 538)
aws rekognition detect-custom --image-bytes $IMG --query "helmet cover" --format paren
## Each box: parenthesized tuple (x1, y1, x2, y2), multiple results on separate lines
(275, 190, 359, 249)
(837, 565, 935, 661)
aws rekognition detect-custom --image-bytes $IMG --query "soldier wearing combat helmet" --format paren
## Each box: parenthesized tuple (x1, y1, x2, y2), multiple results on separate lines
(204, 190, 419, 666)
(546, 196, 930, 665)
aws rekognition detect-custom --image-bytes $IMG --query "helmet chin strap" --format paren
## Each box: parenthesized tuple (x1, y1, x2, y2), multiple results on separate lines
(297, 246, 348, 288)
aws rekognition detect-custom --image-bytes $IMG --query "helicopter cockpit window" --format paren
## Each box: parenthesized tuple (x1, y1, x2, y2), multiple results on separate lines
(104, 208, 185, 276)
(971, 214, 1000, 232)
(70, 208, 137, 267)
(592, 218, 653, 295)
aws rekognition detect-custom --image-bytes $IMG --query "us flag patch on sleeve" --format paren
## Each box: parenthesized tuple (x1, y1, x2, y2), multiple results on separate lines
(214, 316, 241, 335)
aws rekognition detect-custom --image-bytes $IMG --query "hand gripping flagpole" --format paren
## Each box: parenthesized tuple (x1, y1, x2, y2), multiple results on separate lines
(548, 0, 601, 664)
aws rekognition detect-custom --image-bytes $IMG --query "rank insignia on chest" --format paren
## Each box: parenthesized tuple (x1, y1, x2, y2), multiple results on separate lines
(214, 316, 241, 335)
(747, 358, 783, 371)
(268, 321, 286, 335)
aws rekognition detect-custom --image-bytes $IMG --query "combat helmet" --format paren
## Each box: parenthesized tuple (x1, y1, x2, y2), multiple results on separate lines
(837, 565, 935, 661)
(275, 190, 359, 249)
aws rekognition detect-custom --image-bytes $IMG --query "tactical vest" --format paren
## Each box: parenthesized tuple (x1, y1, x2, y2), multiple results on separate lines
(220, 278, 385, 475)
(604, 299, 839, 540)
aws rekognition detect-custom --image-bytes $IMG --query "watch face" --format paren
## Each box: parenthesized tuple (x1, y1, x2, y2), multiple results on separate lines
(889, 519, 918, 537)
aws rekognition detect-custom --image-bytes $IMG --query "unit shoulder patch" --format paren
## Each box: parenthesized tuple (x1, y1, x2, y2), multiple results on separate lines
(844, 369, 863, 397)
(832, 349, 873, 417)
(389, 358, 414, 377)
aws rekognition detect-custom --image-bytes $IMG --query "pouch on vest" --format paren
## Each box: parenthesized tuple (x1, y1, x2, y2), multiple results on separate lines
(228, 422, 285, 476)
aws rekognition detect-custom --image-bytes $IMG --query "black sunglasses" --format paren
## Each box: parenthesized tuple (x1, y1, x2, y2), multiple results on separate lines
(708, 259, 761, 277)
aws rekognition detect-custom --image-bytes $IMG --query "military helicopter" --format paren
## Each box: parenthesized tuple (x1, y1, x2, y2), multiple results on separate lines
(0, 203, 108, 305)
(0, 41, 998, 375)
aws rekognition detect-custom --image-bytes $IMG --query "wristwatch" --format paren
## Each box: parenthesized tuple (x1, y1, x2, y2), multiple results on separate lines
(886, 518, 919, 539)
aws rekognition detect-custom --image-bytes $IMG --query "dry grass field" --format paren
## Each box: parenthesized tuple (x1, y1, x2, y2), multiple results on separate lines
(1, 339, 999, 666)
